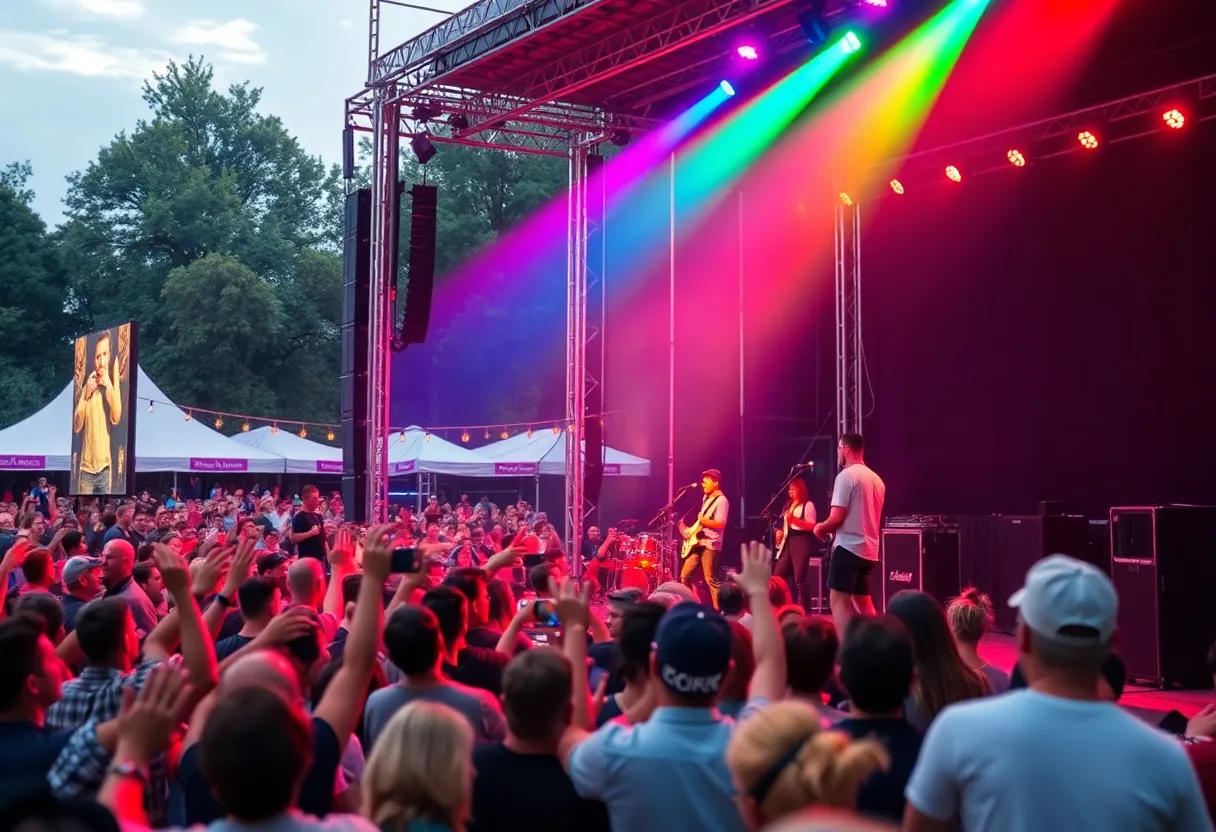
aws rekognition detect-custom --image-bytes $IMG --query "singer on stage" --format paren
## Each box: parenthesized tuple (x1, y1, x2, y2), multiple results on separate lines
(679, 468, 729, 608)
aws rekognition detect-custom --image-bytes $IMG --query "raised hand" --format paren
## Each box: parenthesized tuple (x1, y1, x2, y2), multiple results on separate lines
(328, 527, 356, 566)
(258, 606, 318, 646)
(221, 542, 256, 598)
(729, 540, 773, 598)
(115, 663, 194, 763)
(361, 523, 396, 582)
(193, 545, 233, 596)
(151, 543, 192, 600)
(549, 575, 591, 630)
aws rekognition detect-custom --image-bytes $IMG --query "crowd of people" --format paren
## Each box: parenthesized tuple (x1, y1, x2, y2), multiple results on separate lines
(1, 467, 1216, 831)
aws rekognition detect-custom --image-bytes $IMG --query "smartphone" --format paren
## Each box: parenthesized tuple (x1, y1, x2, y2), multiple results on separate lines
(391, 546, 420, 573)
(533, 600, 560, 628)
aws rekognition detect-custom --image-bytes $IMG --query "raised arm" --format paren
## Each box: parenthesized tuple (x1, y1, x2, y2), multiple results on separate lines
(732, 541, 786, 702)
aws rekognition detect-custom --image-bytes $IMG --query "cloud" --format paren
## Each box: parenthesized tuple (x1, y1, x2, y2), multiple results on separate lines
(340, 20, 353, 28)
(0, 30, 169, 78)
(46, 0, 146, 19)
(170, 19, 265, 65)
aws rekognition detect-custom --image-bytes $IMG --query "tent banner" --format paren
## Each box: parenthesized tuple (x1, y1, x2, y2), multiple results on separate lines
(191, 458, 249, 472)
(494, 462, 538, 476)
(316, 460, 343, 474)
(390, 460, 416, 475)
(0, 455, 45, 470)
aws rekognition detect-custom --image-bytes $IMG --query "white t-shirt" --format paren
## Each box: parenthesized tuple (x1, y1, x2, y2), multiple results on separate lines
(906, 690, 1212, 832)
(830, 462, 884, 560)
(697, 492, 729, 549)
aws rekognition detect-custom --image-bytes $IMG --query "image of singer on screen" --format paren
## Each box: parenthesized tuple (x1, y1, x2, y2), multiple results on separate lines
(71, 323, 135, 495)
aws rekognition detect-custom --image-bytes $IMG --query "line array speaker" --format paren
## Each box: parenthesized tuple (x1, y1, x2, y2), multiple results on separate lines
(399, 183, 437, 346)
(341, 188, 371, 521)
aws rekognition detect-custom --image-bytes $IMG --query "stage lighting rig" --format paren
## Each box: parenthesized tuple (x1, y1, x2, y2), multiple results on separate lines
(411, 133, 438, 164)
(410, 102, 442, 122)
(797, 2, 831, 47)
(1163, 108, 1186, 129)
(1007, 149, 1026, 167)
(448, 113, 470, 130)
(889, 179, 905, 195)
(720, 80, 737, 96)
(610, 128, 631, 146)
(1078, 131, 1099, 150)
(945, 165, 962, 182)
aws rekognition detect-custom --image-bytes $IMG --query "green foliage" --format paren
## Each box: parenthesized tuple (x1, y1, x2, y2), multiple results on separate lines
(0, 173, 71, 425)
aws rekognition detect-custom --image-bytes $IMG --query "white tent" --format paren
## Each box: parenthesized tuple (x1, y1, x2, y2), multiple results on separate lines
(386, 426, 498, 477)
(477, 430, 651, 477)
(231, 426, 342, 475)
(0, 367, 286, 473)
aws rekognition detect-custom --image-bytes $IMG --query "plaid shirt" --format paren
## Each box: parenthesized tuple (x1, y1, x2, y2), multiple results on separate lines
(46, 659, 169, 826)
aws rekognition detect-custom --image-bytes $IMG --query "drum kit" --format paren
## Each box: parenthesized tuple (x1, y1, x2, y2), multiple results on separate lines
(594, 530, 673, 595)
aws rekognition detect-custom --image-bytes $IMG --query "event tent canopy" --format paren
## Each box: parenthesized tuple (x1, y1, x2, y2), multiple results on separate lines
(477, 431, 651, 477)
(0, 368, 286, 474)
(386, 426, 499, 477)
(231, 426, 342, 475)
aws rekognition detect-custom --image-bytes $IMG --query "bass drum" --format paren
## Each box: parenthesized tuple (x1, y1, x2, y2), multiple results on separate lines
(618, 565, 656, 595)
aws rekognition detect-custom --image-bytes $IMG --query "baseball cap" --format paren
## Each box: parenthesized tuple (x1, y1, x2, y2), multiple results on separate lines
(257, 552, 291, 574)
(701, 468, 722, 482)
(654, 602, 733, 696)
(63, 556, 104, 585)
(1008, 554, 1117, 645)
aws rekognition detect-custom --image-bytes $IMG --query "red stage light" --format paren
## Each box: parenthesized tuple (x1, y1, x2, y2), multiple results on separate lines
(1007, 149, 1026, 167)
(839, 192, 854, 206)
(889, 179, 905, 195)
(1163, 109, 1185, 130)
(1078, 131, 1099, 150)
(736, 44, 759, 60)
(945, 165, 962, 183)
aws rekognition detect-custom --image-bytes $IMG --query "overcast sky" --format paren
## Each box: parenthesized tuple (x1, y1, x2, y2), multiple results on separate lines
(0, 0, 464, 226)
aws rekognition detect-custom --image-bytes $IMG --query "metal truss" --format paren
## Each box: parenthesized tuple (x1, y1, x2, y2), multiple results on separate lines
(834, 199, 862, 441)
(366, 89, 400, 523)
(565, 144, 590, 565)
(863, 72, 1216, 195)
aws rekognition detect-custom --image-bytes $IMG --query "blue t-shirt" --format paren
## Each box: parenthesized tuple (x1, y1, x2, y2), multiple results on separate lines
(0, 720, 72, 811)
(837, 716, 922, 822)
(906, 689, 1210, 832)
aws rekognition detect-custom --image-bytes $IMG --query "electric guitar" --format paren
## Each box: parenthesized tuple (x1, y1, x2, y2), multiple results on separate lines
(775, 508, 790, 562)
(680, 517, 704, 560)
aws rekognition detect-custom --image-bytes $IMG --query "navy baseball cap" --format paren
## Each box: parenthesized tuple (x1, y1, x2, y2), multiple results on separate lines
(654, 603, 732, 696)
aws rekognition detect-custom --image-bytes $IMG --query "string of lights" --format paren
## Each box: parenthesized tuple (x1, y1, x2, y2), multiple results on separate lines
(135, 395, 577, 444)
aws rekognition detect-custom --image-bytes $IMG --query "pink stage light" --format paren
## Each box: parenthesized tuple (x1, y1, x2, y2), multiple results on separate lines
(1163, 108, 1185, 130)
(945, 165, 962, 183)
(863, 0, 889, 5)
(737, 44, 760, 60)
(1078, 131, 1099, 150)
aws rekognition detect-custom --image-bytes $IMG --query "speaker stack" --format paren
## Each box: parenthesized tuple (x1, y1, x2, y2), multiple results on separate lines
(880, 517, 961, 611)
(340, 189, 371, 521)
(1110, 506, 1216, 688)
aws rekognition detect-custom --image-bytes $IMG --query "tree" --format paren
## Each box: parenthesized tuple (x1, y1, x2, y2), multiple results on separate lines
(58, 58, 340, 421)
(0, 164, 71, 427)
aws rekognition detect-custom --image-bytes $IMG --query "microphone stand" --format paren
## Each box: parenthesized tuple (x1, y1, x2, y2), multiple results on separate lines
(759, 464, 814, 550)
(649, 483, 698, 582)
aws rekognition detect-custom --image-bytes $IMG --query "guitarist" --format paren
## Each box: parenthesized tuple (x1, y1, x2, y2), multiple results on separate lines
(678, 469, 729, 608)
(774, 477, 818, 606)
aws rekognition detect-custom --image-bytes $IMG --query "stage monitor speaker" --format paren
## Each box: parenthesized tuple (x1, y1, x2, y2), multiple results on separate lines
(584, 417, 604, 507)
(880, 528, 960, 611)
(1110, 506, 1216, 688)
(341, 188, 371, 521)
(399, 183, 437, 346)
(990, 514, 1091, 631)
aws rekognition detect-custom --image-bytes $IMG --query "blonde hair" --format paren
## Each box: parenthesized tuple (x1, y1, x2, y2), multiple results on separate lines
(362, 701, 473, 831)
(946, 587, 995, 644)
(727, 701, 889, 822)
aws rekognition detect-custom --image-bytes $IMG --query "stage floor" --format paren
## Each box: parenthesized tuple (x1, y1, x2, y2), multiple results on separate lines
(978, 632, 1213, 719)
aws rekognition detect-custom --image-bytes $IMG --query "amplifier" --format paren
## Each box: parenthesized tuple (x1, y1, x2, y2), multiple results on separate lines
(880, 528, 961, 611)
(1110, 506, 1216, 688)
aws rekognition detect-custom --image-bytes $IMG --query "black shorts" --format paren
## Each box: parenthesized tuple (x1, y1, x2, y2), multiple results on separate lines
(827, 546, 876, 596)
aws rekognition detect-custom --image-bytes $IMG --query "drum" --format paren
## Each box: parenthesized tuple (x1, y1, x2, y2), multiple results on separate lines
(618, 565, 655, 594)
(627, 534, 660, 559)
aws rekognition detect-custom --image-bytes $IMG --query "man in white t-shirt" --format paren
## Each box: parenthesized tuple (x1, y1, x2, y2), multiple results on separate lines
(903, 555, 1211, 832)
(814, 432, 884, 634)
(679, 469, 730, 609)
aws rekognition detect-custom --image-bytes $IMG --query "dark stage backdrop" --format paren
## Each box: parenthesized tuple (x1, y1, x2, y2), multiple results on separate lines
(855, 128, 1216, 516)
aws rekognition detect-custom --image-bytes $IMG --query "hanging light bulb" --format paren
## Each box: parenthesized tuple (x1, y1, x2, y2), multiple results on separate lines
(214, 416, 224, 429)
(500, 429, 509, 440)
(398, 429, 406, 443)
(552, 425, 561, 434)
(241, 421, 250, 432)
(424, 431, 431, 442)
(326, 429, 335, 442)
(527, 427, 534, 438)
(484, 428, 491, 440)
(270, 423, 278, 434)
(147, 401, 154, 413)
(184, 410, 192, 422)
(299, 427, 308, 439)
(461, 430, 471, 443)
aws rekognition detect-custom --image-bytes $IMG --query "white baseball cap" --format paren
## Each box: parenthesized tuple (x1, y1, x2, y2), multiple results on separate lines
(1008, 554, 1117, 644)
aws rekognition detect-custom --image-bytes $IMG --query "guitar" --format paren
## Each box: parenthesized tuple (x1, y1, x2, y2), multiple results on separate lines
(775, 508, 790, 562)
(679, 517, 704, 560)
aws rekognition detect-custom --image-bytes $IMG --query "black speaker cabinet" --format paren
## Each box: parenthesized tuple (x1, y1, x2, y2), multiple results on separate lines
(1110, 506, 1216, 688)
(880, 528, 960, 611)
(990, 515, 1092, 631)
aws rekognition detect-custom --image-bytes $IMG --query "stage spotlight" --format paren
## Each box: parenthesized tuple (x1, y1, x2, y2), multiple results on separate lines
(448, 113, 469, 130)
(840, 31, 862, 54)
(1078, 131, 1099, 150)
(411, 133, 437, 164)
(839, 192, 854, 206)
(1163, 109, 1185, 130)
(1007, 149, 1026, 167)
(719, 80, 736, 96)
(461, 430, 470, 443)
(889, 179, 905, 195)
(737, 44, 759, 60)
(945, 165, 962, 182)
(610, 129, 631, 146)
(862, 0, 888, 5)
(411, 103, 442, 122)
(797, 4, 831, 46)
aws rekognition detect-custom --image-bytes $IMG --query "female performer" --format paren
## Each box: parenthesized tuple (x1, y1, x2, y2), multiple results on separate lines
(774, 477, 818, 607)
